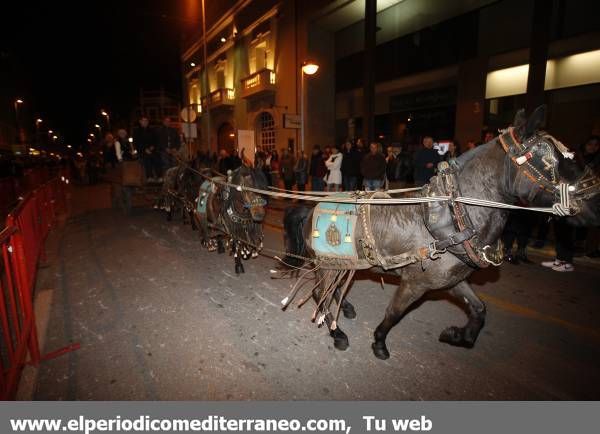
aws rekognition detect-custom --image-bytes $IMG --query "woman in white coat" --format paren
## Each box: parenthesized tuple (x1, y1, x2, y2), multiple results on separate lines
(324, 146, 343, 192)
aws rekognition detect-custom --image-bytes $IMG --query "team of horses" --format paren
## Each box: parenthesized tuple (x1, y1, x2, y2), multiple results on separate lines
(158, 107, 600, 359)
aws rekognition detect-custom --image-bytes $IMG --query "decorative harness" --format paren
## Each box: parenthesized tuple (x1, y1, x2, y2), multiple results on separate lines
(498, 127, 574, 216)
(355, 128, 594, 271)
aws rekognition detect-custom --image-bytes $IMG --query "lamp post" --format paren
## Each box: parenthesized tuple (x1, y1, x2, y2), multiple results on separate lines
(35, 118, 43, 148)
(14, 99, 23, 146)
(101, 110, 111, 130)
(300, 62, 319, 152)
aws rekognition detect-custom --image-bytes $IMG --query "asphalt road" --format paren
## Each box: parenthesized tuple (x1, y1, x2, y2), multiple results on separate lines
(24, 190, 600, 400)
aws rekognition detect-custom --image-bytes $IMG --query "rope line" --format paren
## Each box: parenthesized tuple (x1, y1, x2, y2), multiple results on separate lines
(181, 162, 568, 216)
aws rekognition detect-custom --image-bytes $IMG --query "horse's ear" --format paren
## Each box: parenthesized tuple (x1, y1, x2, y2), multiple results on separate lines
(513, 108, 526, 129)
(525, 105, 547, 138)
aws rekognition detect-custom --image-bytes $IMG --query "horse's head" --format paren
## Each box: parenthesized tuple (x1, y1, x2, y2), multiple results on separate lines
(501, 106, 600, 225)
(229, 163, 268, 222)
(558, 155, 600, 226)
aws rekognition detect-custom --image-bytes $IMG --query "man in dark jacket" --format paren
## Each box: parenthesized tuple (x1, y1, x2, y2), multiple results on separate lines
(309, 145, 326, 191)
(360, 142, 387, 191)
(156, 116, 181, 170)
(413, 136, 440, 186)
(133, 117, 160, 181)
(341, 141, 361, 191)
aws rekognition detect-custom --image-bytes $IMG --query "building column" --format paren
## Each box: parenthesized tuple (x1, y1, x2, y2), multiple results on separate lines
(363, 0, 376, 144)
(526, 0, 552, 112)
(455, 58, 487, 145)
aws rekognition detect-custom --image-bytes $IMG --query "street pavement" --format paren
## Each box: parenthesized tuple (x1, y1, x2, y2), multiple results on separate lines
(21, 185, 600, 400)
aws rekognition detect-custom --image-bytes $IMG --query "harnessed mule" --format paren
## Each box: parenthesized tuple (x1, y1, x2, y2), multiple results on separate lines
(157, 160, 202, 226)
(194, 165, 268, 274)
(282, 106, 600, 359)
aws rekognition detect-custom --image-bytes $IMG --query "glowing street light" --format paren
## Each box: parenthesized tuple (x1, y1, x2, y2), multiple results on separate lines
(52, 135, 58, 140)
(36, 118, 43, 125)
(100, 109, 111, 130)
(190, 62, 196, 67)
(89, 133, 95, 138)
(48, 130, 54, 134)
(15, 99, 23, 104)
(300, 61, 320, 151)
(301, 62, 319, 75)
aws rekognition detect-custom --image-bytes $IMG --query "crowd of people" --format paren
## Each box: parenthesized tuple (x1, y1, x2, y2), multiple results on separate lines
(95, 116, 183, 182)
(245, 136, 458, 195)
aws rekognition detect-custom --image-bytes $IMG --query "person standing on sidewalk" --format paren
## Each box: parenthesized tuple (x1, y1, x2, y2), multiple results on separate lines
(361, 142, 386, 191)
(541, 219, 575, 272)
(280, 148, 296, 193)
(156, 116, 181, 170)
(294, 151, 308, 192)
(324, 146, 343, 192)
(413, 136, 440, 186)
(309, 145, 326, 191)
(133, 117, 159, 182)
(341, 140, 361, 191)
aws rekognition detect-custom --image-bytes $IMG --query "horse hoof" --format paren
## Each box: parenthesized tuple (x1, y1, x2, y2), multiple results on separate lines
(342, 304, 356, 319)
(371, 342, 390, 360)
(330, 328, 349, 351)
(439, 326, 474, 348)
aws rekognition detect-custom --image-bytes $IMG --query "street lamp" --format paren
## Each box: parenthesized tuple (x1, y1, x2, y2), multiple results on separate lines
(300, 61, 319, 152)
(14, 99, 24, 145)
(101, 109, 111, 130)
(35, 118, 43, 148)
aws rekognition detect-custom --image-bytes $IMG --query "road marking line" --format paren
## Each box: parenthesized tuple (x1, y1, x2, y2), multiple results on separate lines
(480, 292, 600, 342)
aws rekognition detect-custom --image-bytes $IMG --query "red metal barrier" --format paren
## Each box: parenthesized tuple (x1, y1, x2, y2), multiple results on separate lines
(0, 176, 78, 400)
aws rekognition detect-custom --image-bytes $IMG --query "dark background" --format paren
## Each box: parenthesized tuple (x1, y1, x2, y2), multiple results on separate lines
(0, 0, 199, 144)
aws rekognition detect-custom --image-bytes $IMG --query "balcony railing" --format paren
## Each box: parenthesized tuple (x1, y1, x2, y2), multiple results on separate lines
(240, 69, 276, 99)
(201, 88, 235, 110)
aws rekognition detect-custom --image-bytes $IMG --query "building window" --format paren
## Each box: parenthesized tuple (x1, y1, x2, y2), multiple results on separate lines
(215, 59, 226, 89)
(257, 111, 275, 153)
(249, 31, 272, 73)
(189, 83, 201, 112)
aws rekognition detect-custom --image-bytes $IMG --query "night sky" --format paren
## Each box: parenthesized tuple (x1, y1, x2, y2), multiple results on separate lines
(1, 1, 195, 144)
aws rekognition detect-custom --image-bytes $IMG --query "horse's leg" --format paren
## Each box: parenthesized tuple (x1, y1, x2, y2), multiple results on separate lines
(372, 282, 425, 360)
(439, 280, 486, 348)
(233, 240, 245, 274)
(217, 235, 225, 254)
(166, 199, 173, 221)
(334, 287, 356, 319)
(190, 211, 197, 230)
(312, 272, 349, 351)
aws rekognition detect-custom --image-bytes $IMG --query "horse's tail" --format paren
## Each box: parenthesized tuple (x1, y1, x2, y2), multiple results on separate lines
(283, 206, 311, 268)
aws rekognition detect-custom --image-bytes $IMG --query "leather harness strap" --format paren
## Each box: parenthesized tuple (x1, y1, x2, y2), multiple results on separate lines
(435, 162, 491, 268)
(498, 127, 557, 194)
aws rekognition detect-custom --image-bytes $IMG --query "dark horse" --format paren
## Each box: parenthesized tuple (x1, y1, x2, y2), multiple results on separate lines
(283, 107, 600, 359)
(157, 159, 204, 226)
(194, 164, 268, 274)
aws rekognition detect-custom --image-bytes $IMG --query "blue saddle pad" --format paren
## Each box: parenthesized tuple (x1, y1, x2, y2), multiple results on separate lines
(310, 193, 358, 259)
(197, 180, 212, 214)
